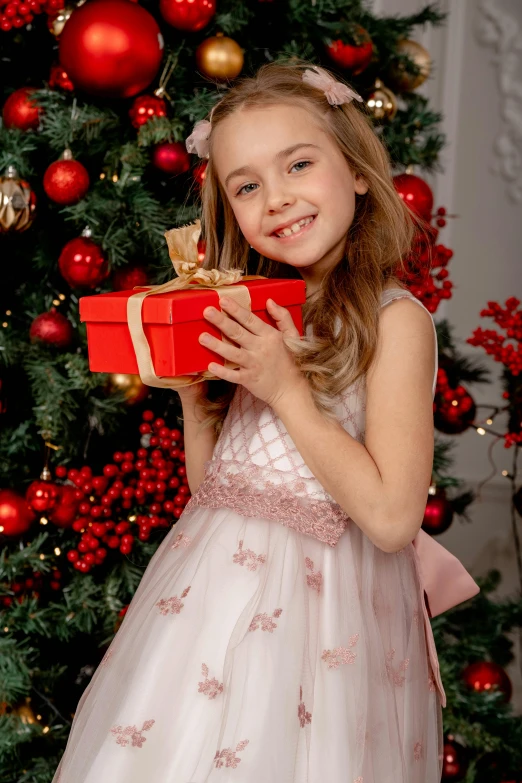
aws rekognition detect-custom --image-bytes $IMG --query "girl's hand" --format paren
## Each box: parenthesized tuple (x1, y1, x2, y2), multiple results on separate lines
(199, 296, 304, 409)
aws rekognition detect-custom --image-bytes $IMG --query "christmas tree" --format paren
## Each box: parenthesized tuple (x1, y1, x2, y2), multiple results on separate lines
(1, 0, 521, 780)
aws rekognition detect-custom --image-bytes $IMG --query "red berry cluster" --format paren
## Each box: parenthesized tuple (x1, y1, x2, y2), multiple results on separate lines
(63, 411, 189, 574)
(396, 208, 454, 313)
(467, 297, 522, 377)
(1, 568, 62, 606)
(0, 0, 59, 31)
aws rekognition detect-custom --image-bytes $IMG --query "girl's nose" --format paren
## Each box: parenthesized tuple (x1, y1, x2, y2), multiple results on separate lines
(266, 191, 296, 213)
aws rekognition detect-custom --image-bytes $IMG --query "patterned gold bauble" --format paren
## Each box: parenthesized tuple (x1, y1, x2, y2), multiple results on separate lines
(366, 79, 397, 123)
(386, 39, 431, 92)
(195, 32, 244, 82)
(106, 373, 149, 405)
(0, 166, 37, 233)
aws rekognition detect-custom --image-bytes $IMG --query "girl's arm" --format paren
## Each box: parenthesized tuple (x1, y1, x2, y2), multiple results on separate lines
(272, 299, 436, 554)
(176, 383, 218, 495)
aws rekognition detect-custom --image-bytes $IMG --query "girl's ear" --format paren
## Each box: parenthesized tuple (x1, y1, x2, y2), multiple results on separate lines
(354, 173, 369, 196)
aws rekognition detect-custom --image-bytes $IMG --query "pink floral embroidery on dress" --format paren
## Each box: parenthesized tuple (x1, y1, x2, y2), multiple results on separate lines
(322, 633, 360, 669)
(248, 608, 283, 633)
(354, 778, 364, 783)
(110, 719, 155, 748)
(297, 686, 312, 727)
(413, 740, 424, 761)
(198, 663, 224, 700)
(305, 557, 323, 593)
(385, 648, 410, 687)
(171, 531, 192, 549)
(214, 739, 249, 768)
(232, 540, 267, 571)
(156, 586, 191, 615)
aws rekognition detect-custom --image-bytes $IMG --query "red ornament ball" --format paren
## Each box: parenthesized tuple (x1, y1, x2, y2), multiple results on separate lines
(59, 0, 164, 98)
(129, 94, 167, 129)
(422, 488, 454, 535)
(0, 490, 35, 537)
(462, 660, 512, 703)
(152, 142, 190, 175)
(58, 236, 109, 289)
(43, 157, 90, 205)
(49, 484, 80, 528)
(434, 387, 476, 435)
(26, 480, 60, 514)
(393, 173, 434, 222)
(441, 736, 469, 781)
(112, 263, 149, 291)
(29, 308, 74, 349)
(2, 87, 41, 131)
(325, 25, 373, 74)
(49, 63, 74, 92)
(159, 0, 215, 32)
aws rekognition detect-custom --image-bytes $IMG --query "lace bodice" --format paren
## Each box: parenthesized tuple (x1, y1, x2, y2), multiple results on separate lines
(187, 288, 438, 546)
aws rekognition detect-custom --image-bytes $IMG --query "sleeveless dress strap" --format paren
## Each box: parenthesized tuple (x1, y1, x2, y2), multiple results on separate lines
(380, 287, 439, 398)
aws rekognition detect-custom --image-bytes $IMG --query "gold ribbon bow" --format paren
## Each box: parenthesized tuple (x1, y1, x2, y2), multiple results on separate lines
(126, 219, 263, 389)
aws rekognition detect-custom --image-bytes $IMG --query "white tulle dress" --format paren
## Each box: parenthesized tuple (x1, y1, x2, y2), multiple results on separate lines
(52, 288, 447, 783)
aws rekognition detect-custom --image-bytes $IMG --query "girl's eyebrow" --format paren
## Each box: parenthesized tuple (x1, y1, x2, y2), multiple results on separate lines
(224, 142, 321, 189)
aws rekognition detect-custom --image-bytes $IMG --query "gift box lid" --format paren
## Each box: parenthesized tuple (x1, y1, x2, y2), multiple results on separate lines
(79, 278, 306, 325)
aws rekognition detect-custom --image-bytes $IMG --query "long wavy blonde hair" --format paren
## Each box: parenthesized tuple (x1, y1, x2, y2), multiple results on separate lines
(194, 58, 425, 433)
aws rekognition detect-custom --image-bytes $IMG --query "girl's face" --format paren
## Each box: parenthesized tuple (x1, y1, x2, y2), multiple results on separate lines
(213, 104, 368, 287)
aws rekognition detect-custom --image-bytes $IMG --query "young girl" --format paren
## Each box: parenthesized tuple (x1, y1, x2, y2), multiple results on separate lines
(53, 60, 479, 783)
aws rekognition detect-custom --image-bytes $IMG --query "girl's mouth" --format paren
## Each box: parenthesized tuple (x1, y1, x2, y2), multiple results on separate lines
(272, 215, 317, 241)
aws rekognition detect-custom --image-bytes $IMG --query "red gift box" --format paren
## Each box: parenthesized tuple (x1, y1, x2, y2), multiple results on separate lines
(79, 278, 306, 381)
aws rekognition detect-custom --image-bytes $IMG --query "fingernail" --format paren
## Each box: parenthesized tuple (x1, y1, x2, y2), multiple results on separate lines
(204, 307, 217, 317)
(219, 296, 230, 306)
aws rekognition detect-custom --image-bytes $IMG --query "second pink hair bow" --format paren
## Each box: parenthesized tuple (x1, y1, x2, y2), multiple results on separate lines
(185, 118, 212, 159)
(302, 66, 363, 106)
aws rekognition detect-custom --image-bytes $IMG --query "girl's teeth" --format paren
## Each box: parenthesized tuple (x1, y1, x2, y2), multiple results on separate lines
(277, 216, 314, 237)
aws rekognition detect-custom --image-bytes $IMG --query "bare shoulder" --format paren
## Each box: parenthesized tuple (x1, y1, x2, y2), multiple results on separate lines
(367, 294, 435, 392)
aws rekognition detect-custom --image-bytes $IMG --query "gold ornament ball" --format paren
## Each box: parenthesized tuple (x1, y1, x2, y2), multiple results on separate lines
(14, 702, 37, 725)
(0, 167, 37, 233)
(366, 79, 397, 122)
(106, 373, 149, 405)
(196, 32, 244, 82)
(386, 39, 431, 92)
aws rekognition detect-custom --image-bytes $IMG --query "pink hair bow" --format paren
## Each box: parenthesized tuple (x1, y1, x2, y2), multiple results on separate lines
(185, 118, 212, 159)
(302, 66, 363, 106)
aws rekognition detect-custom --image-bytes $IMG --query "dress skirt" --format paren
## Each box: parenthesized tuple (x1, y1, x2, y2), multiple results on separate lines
(52, 504, 443, 783)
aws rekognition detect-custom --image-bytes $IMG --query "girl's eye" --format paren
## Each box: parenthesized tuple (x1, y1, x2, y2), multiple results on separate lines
(235, 160, 312, 196)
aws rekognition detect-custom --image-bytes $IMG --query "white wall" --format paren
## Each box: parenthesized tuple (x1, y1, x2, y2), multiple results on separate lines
(372, 0, 522, 710)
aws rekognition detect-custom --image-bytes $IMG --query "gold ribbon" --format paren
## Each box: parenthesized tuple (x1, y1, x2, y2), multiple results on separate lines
(126, 220, 264, 389)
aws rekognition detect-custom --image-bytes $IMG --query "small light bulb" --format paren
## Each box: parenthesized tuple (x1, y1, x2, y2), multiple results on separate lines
(54, 547, 61, 556)
(476, 427, 486, 435)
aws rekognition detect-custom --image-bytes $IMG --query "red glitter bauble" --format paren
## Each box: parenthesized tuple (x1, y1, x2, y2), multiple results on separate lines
(29, 307, 74, 348)
(2, 87, 41, 131)
(393, 173, 434, 222)
(129, 94, 167, 129)
(0, 490, 35, 537)
(43, 158, 90, 205)
(325, 25, 373, 74)
(112, 263, 149, 291)
(49, 63, 75, 92)
(26, 480, 60, 514)
(59, 0, 164, 98)
(462, 660, 512, 703)
(422, 488, 454, 535)
(58, 236, 109, 289)
(159, 0, 215, 32)
(152, 142, 191, 175)
(49, 484, 80, 528)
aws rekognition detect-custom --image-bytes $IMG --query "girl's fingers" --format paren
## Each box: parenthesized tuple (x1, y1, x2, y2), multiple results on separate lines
(266, 299, 301, 338)
(203, 305, 254, 347)
(217, 296, 268, 336)
(207, 362, 242, 383)
(199, 332, 244, 365)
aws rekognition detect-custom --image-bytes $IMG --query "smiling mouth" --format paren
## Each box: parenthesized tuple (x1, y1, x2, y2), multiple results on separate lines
(272, 215, 316, 239)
